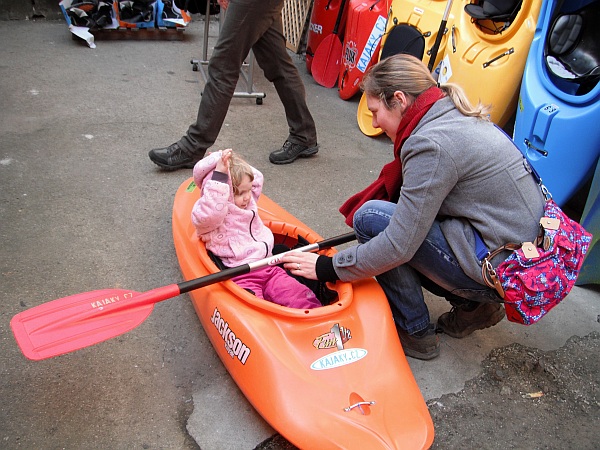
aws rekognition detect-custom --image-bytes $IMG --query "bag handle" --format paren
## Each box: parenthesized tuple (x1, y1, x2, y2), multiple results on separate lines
(481, 243, 521, 298)
(482, 219, 551, 298)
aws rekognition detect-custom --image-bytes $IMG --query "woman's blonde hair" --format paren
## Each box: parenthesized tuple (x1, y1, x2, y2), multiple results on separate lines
(228, 151, 254, 195)
(361, 53, 490, 119)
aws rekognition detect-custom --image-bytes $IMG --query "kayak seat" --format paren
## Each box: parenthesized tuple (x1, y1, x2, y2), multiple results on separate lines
(545, 1, 600, 95)
(380, 23, 426, 61)
(464, 0, 522, 34)
(206, 236, 338, 306)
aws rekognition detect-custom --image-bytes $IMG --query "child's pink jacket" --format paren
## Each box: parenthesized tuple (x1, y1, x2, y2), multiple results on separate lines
(191, 151, 274, 267)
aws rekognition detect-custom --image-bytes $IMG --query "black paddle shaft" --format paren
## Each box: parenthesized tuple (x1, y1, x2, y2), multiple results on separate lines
(177, 231, 357, 295)
(427, 0, 454, 70)
(332, 0, 348, 35)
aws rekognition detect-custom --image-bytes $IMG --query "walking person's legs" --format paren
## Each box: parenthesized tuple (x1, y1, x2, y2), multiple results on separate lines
(149, 0, 279, 169)
(251, 8, 319, 164)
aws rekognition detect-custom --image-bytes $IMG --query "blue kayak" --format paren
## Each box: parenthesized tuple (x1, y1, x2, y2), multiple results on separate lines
(513, 0, 600, 206)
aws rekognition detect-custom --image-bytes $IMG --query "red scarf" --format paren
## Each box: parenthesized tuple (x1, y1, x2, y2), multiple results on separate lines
(339, 87, 445, 227)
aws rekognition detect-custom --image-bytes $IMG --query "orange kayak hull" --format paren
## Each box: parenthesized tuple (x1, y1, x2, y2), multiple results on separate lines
(172, 179, 434, 449)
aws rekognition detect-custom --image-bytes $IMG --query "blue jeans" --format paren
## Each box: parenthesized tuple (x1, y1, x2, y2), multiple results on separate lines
(353, 200, 499, 334)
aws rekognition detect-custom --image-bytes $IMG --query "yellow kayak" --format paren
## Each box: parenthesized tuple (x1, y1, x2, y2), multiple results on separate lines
(436, 0, 543, 128)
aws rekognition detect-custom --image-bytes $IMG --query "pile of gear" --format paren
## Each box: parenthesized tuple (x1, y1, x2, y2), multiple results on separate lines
(67, 0, 114, 29)
(117, 0, 155, 24)
(66, 0, 187, 28)
(160, 0, 185, 19)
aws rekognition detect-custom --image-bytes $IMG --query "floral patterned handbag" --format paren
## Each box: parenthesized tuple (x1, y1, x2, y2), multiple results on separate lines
(481, 171, 593, 325)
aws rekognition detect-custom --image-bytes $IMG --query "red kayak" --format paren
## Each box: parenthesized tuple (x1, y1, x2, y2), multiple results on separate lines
(306, 0, 348, 74)
(339, 0, 390, 100)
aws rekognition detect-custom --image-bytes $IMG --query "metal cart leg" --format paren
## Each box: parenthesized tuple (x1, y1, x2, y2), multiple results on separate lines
(190, 2, 266, 105)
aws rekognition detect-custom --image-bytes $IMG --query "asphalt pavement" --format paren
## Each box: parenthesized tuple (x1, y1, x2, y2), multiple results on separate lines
(1, 17, 599, 450)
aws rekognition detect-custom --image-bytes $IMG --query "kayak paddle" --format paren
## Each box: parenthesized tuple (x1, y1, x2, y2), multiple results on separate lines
(312, 0, 348, 88)
(11, 232, 357, 361)
(427, 0, 454, 71)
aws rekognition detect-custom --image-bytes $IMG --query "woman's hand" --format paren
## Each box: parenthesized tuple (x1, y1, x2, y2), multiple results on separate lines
(282, 251, 319, 280)
(218, 0, 229, 10)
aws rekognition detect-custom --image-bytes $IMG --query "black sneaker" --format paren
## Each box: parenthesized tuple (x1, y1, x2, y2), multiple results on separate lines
(148, 143, 199, 171)
(396, 324, 440, 360)
(269, 140, 319, 165)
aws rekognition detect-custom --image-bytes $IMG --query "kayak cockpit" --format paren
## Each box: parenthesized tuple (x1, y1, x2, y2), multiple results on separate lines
(544, 0, 600, 96)
(194, 224, 357, 317)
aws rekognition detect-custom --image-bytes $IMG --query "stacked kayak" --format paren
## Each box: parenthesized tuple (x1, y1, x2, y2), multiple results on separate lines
(172, 178, 434, 449)
(513, 0, 600, 207)
(306, 0, 348, 74)
(339, 0, 391, 100)
(436, 0, 543, 128)
(357, 0, 456, 136)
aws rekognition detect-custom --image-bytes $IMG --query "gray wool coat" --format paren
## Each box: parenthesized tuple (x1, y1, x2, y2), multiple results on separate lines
(333, 97, 546, 285)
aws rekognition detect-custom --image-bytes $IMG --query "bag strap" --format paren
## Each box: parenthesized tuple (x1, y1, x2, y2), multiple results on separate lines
(523, 158, 553, 201)
(473, 228, 489, 260)
(494, 124, 553, 200)
(480, 127, 556, 299)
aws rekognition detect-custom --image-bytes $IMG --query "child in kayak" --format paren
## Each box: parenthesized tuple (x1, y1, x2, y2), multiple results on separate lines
(191, 149, 321, 309)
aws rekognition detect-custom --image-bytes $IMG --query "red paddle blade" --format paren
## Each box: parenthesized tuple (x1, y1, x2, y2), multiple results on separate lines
(312, 34, 344, 88)
(10, 288, 165, 361)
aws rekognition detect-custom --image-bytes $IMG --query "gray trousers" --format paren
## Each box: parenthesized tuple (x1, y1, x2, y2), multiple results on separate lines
(178, 0, 318, 157)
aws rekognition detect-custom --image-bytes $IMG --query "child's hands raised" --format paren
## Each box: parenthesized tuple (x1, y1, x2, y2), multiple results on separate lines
(216, 149, 233, 173)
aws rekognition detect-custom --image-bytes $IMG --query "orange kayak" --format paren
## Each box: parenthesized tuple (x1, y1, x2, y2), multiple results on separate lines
(172, 178, 434, 449)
